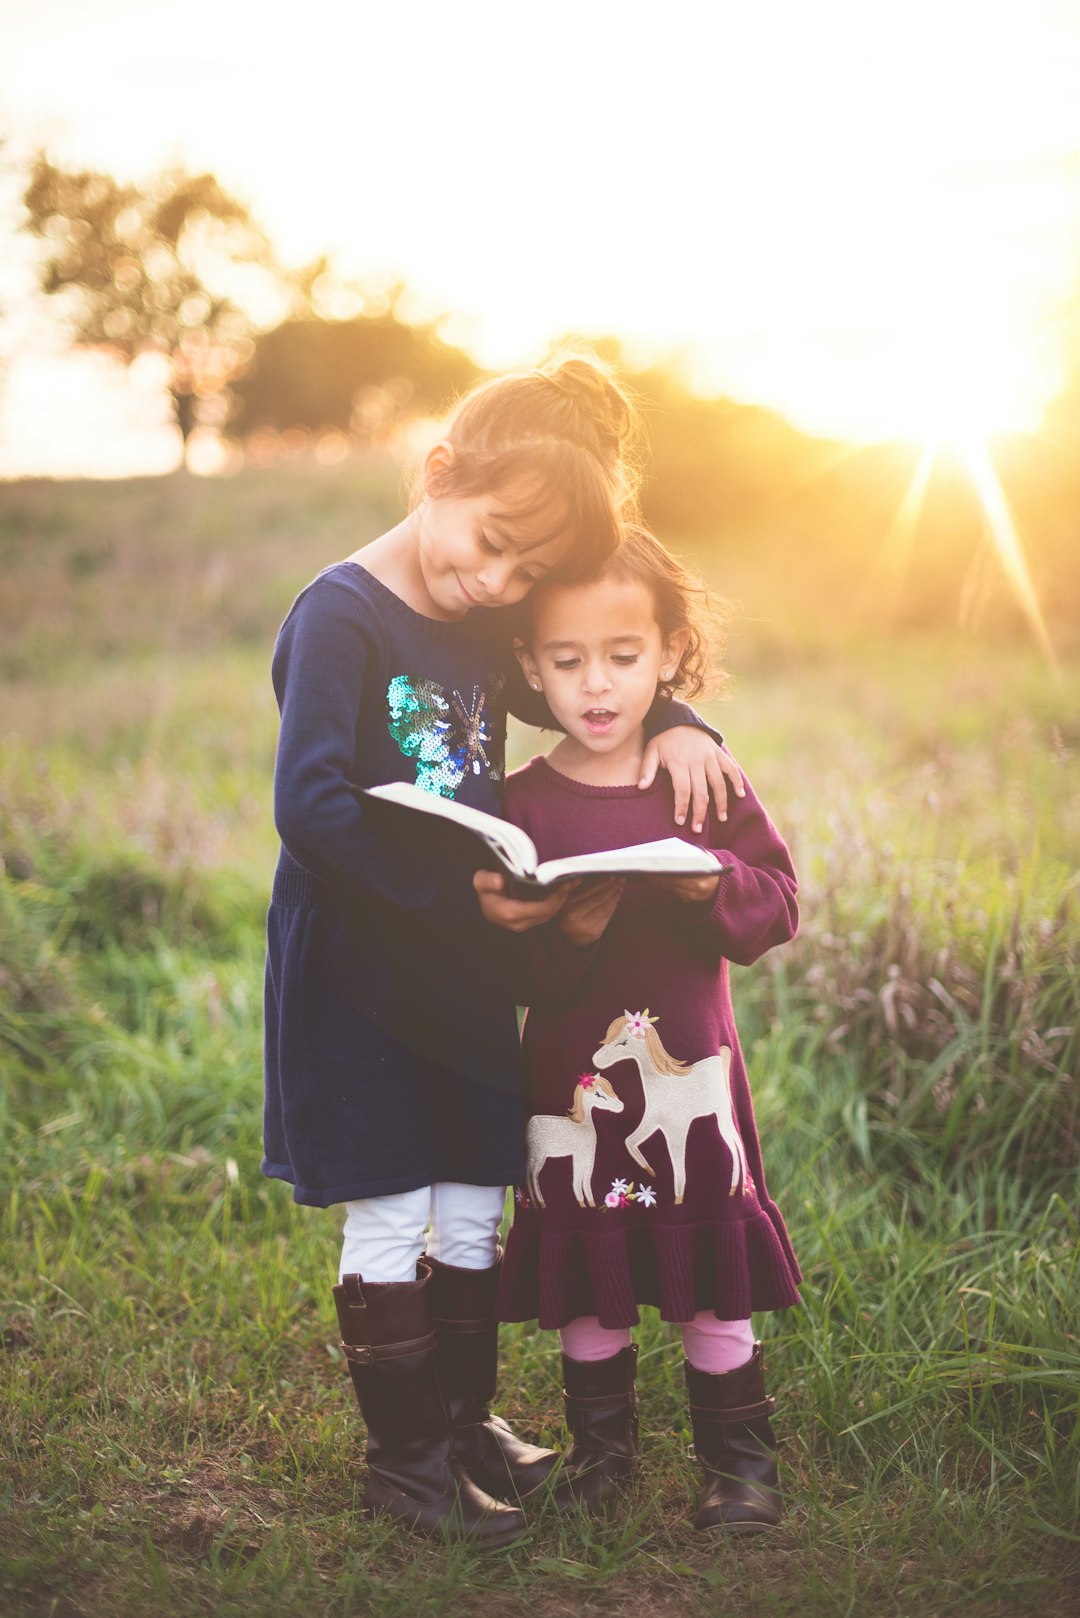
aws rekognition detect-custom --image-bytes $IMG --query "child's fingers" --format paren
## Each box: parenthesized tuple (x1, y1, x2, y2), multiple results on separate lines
(647, 871, 719, 903)
(569, 877, 624, 919)
(518, 889, 571, 925)
(637, 752, 659, 790)
(686, 761, 713, 833)
(704, 756, 731, 823)
(473, 868, 572, 931)
(565, 875, 622, 906)
(717, 750, 745, 798)
(675, 873, 721, 904)
(666, 762, 692, 827)
(560, 877, 624, 944)
(473, 869, 506, 895)
(696, 751, 744, 829)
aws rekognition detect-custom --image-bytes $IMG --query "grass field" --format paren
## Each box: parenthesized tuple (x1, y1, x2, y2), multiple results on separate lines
(1, 464, 1078, 1617)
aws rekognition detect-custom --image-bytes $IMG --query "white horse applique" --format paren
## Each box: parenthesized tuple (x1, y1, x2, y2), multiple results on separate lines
(526, 1074, 625, 1208)
(593, 1010, 749, 1202)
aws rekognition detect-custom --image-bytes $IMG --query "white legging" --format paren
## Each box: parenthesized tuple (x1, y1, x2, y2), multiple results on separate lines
(339, 1182, 507, 1283)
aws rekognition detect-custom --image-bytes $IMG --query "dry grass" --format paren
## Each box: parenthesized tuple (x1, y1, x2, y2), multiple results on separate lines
(1, 465, 1077, 1616)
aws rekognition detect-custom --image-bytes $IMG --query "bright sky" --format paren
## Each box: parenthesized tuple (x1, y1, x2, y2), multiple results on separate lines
(2, 0, 1080, 474)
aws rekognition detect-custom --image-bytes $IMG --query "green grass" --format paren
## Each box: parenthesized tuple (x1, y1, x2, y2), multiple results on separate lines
(1, 466, 1078, 1616)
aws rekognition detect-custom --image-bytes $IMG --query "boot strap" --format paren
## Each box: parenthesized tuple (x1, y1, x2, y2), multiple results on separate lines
(565, 1390, 636, 1412)
(340, 1329, 437, 1365)
(689, 1395, 776, 1424)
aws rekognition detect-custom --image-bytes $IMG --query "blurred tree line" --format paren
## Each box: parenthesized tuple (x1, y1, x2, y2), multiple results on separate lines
(19, 156, 479, 455)
(16, 154, 1080, 643)
(18, 155, 831, 512)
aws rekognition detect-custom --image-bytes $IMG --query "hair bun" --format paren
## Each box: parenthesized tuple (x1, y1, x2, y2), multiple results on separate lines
(431, 347, 642, 537)
(541, 353, 636, 459)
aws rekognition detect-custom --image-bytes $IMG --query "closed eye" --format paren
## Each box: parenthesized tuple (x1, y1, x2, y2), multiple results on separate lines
(480, 532, 537, 584)
(553, 657, 581, 670)
(612, 654, 640, 666)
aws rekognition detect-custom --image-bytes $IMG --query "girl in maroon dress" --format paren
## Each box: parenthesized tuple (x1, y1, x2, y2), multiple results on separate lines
(496, 527, 801, 1534)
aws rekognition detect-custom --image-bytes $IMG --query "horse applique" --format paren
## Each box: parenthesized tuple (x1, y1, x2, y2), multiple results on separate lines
(526, 1074, 625, 1208)
(593, 1010, 749, 1202)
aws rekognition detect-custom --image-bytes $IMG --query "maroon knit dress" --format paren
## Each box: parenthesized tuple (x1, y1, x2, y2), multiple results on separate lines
(495, 754, 802, 1330)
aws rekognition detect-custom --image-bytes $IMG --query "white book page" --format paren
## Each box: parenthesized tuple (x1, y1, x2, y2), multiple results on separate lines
(535, 839, 722, 886)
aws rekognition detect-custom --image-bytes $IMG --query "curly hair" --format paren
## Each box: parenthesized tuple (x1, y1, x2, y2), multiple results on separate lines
(597, 525, 730, 701)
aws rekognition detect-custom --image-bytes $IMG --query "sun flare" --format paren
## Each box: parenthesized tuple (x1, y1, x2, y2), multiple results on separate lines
(953, 437, 1056, 663)
(872, 432, 1056, 661)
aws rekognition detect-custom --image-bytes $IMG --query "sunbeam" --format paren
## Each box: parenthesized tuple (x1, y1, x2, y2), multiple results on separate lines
(876, 443, 938, 594)
(953, 437, 1057, 665)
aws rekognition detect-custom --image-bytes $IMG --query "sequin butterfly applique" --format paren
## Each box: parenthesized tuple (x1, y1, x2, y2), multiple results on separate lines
(386, 675, 504, 797)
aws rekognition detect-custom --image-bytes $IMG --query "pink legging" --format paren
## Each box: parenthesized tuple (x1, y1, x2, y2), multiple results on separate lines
(560, 1312, 754, 1374)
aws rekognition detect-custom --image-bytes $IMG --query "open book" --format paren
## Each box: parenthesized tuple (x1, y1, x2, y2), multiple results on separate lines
(355, 780, 728, 892)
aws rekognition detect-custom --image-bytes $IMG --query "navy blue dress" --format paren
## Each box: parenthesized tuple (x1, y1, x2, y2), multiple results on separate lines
(263, 564, 527, 1206)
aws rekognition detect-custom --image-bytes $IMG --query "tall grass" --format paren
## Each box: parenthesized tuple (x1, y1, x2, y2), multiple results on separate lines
(1, 467, 1077, 1616)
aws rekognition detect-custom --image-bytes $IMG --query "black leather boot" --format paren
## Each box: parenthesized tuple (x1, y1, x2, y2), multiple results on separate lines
(427, 1251, 559, 1501)
(332, 1260, 527, 1546)
(685, 1342, 782, 1534)
(550, 1345, 639, 1511)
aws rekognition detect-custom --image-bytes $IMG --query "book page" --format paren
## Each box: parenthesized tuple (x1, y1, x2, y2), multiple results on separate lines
(534, 839, 723, 886)
(361, 781, 539, 879)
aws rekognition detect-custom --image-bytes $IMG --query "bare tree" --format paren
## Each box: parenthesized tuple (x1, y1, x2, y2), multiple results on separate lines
(21, 155, 285, 456)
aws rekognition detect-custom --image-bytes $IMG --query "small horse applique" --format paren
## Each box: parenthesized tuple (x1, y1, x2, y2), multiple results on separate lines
(525, 1074, 625, 1208)
(592, 1010, 749, 1202)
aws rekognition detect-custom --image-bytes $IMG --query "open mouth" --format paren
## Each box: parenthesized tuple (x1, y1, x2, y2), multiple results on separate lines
(582, 708, 617, 732)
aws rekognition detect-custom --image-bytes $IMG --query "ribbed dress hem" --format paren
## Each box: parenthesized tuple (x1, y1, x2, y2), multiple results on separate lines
(260, 1159, 518, 1208)
(496, 1198, 801, 1329)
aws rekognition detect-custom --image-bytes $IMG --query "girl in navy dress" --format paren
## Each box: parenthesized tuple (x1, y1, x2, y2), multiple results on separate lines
(263, 357, 741, 1545)
(497, 526, 800, 1534)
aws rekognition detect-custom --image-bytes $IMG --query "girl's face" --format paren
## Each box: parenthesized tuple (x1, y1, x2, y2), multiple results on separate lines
(414, 451, 574, 619)
(518, 575, 689, 766)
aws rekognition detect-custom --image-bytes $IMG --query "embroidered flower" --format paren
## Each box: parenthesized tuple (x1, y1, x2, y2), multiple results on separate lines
(603, 1178, 658, 1210)
(577, 1072, 597, 1090)
(624, 1009, 657, 1039)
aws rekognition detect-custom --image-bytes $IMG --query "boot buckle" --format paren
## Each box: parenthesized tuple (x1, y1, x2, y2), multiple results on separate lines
(341, 1340, 374, 1366)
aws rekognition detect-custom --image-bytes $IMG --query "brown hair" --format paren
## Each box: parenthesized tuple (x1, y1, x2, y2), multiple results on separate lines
(528, 524, 729, 700)
(418, 352, 641, 579)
